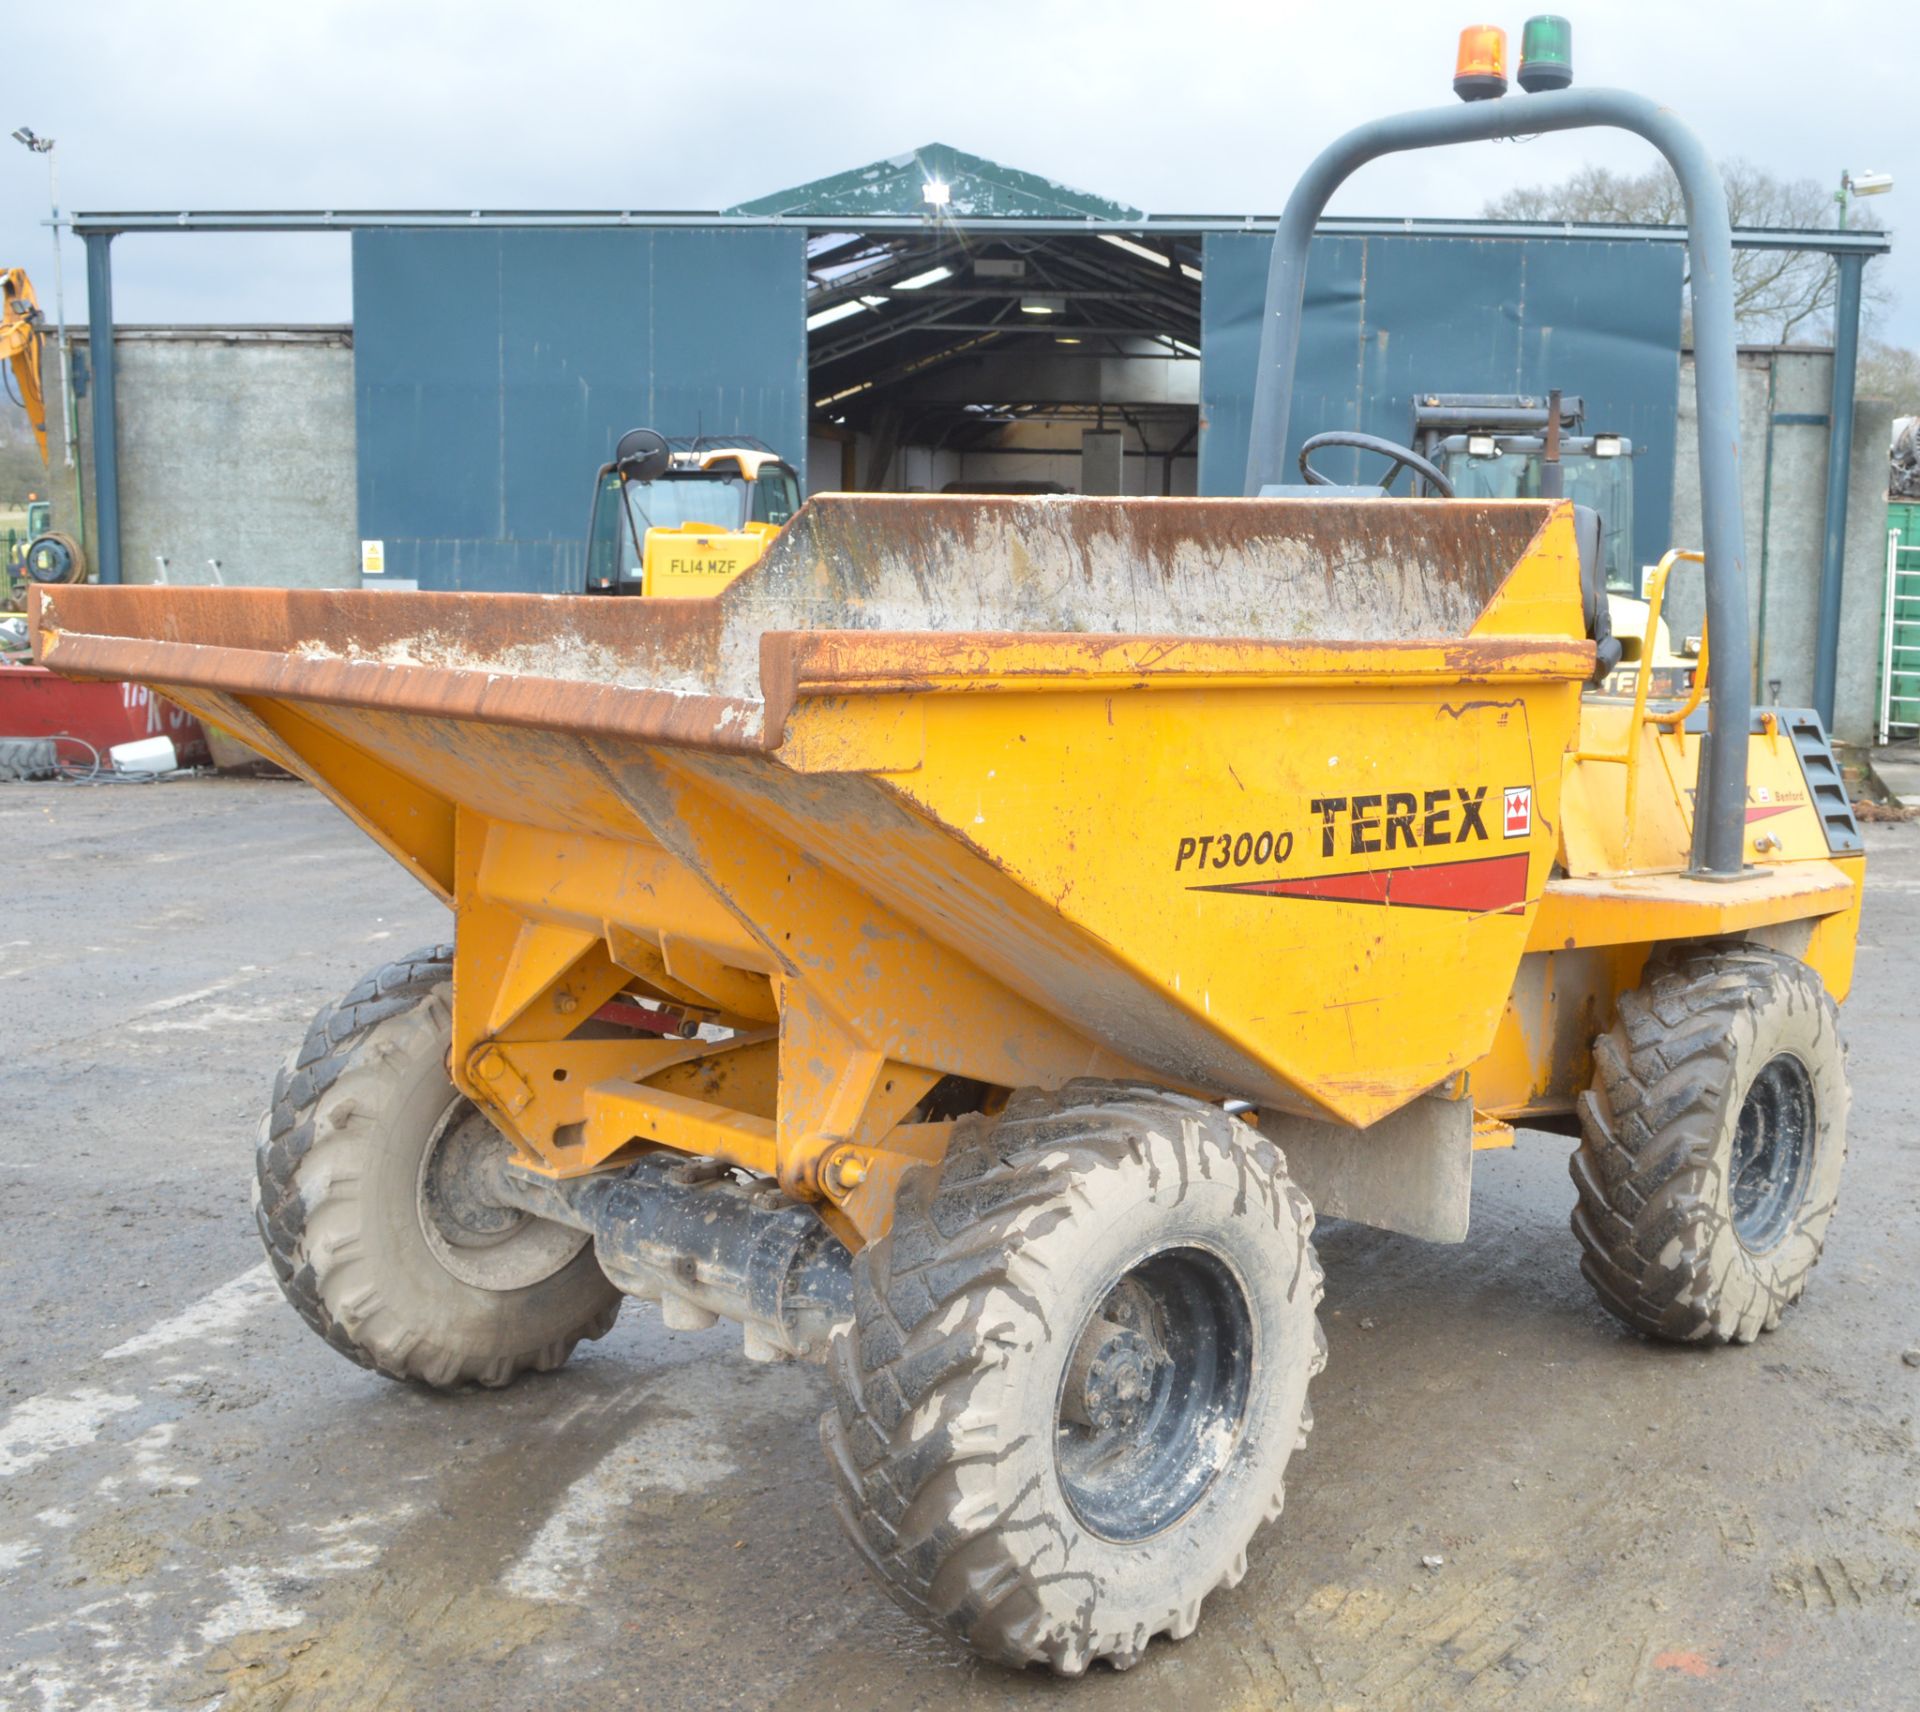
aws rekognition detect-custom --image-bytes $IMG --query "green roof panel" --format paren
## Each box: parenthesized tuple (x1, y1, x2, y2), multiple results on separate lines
(728, 143, 1142, 222)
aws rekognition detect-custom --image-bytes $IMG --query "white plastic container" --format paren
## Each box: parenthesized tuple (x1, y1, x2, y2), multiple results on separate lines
(109, 734, 179, 774)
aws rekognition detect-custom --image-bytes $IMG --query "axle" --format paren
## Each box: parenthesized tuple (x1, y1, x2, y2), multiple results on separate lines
(488, 1150, 852, 1364)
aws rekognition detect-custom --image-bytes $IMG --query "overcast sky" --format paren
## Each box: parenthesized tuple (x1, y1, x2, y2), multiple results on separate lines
(5, 0, 1913, 347)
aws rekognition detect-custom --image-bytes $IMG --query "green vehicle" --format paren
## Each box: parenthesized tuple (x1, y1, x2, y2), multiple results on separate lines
(3, 496, 50, 567)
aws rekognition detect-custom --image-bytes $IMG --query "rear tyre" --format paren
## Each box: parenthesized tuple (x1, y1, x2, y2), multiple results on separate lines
(254, 945, 621, 1388)
(1572, 946, 1848, 1344)
(822, 1080, 1325, 1674)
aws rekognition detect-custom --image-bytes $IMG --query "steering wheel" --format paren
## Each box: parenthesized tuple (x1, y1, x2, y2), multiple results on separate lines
(1298, 430, 1455, 498)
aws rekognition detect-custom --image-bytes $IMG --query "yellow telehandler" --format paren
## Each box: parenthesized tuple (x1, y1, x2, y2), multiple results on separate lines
(584, 427, 802, 596)
(31, 30, 1862, 1675)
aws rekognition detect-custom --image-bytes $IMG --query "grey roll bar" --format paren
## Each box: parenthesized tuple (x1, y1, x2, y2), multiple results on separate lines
(1245, 88, 1750, 879)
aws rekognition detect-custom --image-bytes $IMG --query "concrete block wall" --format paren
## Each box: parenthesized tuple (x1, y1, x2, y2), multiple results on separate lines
(1668, 348, 1896, 746)
(73, 327, 358, 591)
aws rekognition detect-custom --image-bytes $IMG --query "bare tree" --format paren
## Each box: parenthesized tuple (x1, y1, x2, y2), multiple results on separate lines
(1859, 340, 1920, 415)
(1484, 158, 1887, 343)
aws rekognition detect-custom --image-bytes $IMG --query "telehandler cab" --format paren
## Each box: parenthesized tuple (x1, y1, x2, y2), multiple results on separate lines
(583, 427, 802, 596)
(32, 25, 1861, 1674)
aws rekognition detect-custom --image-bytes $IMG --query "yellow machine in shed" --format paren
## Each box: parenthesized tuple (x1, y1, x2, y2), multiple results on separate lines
(30, 27, 1865, 1679)
(584, 427, 802, 597)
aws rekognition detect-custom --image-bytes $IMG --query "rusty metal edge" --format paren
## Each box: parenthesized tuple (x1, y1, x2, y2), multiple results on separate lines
(32, 588, 1592, 758)
(776, 631, 1596, 694)
(38, 624, 776, 755)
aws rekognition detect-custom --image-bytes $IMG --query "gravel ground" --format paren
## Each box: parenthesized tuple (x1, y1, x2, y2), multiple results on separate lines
(1, 777, 1915, 1711)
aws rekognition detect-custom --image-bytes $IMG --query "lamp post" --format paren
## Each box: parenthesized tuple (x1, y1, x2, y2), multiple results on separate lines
(10, 126, 84, 551)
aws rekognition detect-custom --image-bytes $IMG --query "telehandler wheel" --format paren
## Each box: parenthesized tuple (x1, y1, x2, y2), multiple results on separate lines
(1572, 946, 1848, 1345)
(822, 1080, 1325, 1675)
(254, 945, 621, 1388)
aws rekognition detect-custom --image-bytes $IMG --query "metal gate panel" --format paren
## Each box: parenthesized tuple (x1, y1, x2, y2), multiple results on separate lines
(354, 227, 807, 593)
(1199, 234, 1683, 574)
(1882, 505, 1920, 742)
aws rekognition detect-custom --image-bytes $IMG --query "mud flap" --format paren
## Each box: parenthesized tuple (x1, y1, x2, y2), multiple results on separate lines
(1255, 1093, 1472, 1243)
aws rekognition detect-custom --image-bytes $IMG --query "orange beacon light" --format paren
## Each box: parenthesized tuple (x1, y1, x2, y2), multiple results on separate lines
(1453, 25, 1509, 101)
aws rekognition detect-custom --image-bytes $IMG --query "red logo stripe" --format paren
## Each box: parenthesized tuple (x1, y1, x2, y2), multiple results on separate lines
(1745, 803, 1797, 823)
(1193, 851, 1530, 914)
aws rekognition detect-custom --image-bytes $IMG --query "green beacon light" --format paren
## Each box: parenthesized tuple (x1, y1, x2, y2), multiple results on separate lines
(1518, 15, 1574, 93)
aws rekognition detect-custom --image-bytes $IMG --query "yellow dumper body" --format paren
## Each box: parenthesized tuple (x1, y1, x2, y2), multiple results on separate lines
(31, 492, 1860, 1246)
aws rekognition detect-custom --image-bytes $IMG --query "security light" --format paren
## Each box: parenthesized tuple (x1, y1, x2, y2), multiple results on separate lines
(12, 127, 53, 153)
(1846, 170, 1894, 196)
(922, 179, 951, 208)
(1593, 434, 1623, 457)
(1468, 434, 1498, 458)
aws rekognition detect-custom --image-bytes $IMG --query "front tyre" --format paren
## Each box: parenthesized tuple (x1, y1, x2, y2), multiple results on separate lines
(254, 945, 620, 1388)
(822, 1081, 1325, 1674)
(1573, 946, 1849, 1344)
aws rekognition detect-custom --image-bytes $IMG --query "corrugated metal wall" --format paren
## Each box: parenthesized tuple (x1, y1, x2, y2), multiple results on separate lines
(352, 228, 807, 592)
(1199, 235, 1684, 572)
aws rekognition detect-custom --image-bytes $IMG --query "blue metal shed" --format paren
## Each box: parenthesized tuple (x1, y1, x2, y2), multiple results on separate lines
(352, 227, 806, 593)
(1199, 232, 1683, 572)
(74, 158, 1884, 699)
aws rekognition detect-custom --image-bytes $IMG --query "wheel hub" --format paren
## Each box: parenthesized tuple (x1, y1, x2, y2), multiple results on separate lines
(1054, 1248, 1255, 1542)
(1065, 1319, 1166, 1434)
(417, 1104, 591, 1290)
(1729, 1052, 1815, 1252)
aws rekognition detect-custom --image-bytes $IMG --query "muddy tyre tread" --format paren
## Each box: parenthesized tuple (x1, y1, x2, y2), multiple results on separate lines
(822, 1079, 1324, 1674)
(1572, 945, 1846, 1345)
(254, 944, 618, 1388)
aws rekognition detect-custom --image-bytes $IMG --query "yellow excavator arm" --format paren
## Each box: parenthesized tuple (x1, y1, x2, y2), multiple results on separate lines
(0, 268, 49, 465)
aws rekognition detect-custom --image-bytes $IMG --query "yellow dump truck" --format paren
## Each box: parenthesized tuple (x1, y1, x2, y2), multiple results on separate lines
(31, 49, 1862, 1677)
(584, 427, 803, 596)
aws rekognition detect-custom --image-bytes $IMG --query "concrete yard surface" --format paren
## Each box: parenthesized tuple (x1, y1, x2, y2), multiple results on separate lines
(1, 777, 1917, 1711)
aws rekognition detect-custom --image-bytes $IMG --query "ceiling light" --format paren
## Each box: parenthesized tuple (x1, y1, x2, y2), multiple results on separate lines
(1054, 336, 1082, 345)
(894, 265, 953, 290)
(813, 381, 874, 407)
(806, 300, 869, 331)
(1100, 234, 1170, 267)
(1180, 262, 1203, 281)
(1171, 339, 1201, 358)
(1020, 294, 1064, 315)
